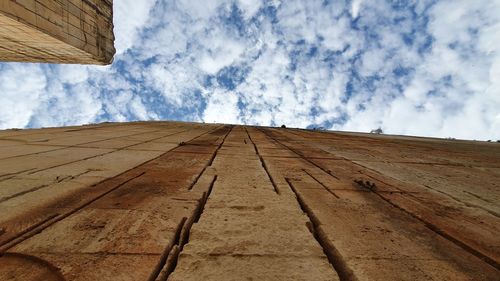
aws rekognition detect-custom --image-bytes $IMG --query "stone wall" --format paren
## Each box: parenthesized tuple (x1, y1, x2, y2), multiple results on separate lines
(0, 0, 115, 64)
(0, 122, 498, 280)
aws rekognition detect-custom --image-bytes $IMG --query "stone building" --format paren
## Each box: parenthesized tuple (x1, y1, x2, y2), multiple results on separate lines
(0, 0, 114, 64)
(0, 121, 498, 280)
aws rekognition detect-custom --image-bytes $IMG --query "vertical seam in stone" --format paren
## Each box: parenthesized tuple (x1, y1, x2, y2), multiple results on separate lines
(244, 127, 280, 195)
(285, 178, 358, 281)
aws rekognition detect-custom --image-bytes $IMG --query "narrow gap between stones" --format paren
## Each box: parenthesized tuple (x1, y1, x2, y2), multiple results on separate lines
(153, 125, 229, 277)
(273, 128, 500, 271)
(302, 168, 340, 199)
(188, 126, 232, 190)
(0, 172, 146, 253)
(207, 125, 234, 166)
(155, 175, 218, 281)
(0, 214, 58, 253)
(244, 127, 280, 195)
(147, 217, 186, 281)
(0, 127, 166, 161)
(259, 128, 340, 181)
(25, 128, 194, 176)
(285, 178, 358, 281)
(367, 185, 500, 270)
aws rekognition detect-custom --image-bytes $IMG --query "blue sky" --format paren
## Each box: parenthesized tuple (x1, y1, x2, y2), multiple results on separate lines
(1, 0, 499, 140)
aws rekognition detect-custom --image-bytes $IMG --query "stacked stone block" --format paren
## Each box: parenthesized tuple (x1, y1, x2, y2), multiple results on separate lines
(0, 0, 115, 64)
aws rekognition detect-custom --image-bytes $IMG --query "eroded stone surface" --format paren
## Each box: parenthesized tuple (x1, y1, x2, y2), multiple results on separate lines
(0, 122, 498, 280)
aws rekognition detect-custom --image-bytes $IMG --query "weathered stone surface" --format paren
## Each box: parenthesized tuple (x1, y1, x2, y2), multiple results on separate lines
(0, 0, 115, 64)
(0, 121, 498, 280)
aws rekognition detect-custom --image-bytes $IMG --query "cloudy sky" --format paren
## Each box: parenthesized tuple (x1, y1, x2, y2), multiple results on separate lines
(1, 0, 499, 140)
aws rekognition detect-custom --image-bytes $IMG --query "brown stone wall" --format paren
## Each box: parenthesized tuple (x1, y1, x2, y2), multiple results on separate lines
(0, 122, 498, 280)
(0, 0, 115, 64)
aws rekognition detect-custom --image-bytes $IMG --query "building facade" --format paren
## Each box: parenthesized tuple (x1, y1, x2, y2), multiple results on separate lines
(0, 0, 114, 64)
(0, 121, 498, 280)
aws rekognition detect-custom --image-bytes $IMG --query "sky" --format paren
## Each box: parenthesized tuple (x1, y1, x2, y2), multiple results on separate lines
(1, 0, 499, 140)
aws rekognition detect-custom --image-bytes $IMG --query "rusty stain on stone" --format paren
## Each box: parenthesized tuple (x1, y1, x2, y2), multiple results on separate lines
(0, 121, 498, 280)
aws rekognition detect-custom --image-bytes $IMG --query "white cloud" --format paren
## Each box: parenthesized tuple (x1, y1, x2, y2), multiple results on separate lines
(203, 89, 240, 124)
(359, 48, 385, 76)
(0, 0, 499, 141)
(129, 96, 154, 120)
(113, 0, 157, 54)
(0, 64, 46, 128)
(198, 39, 245, 74)
(319, 16, 359, 52)
(57, 64, 90, 84)
(175, 0, 224, 20)
(237, 0, 263, 19)
(146, 62, 200, 105)
(351, 0, 363, 19)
